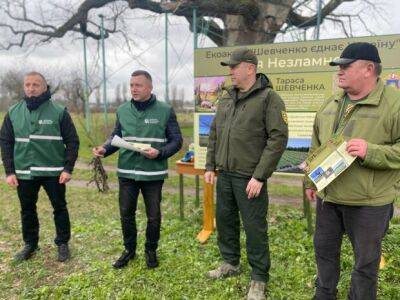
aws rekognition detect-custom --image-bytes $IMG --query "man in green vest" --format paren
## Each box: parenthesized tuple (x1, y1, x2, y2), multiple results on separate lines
(305, 43, 398, 299)
(0, 71, 80, 262)
(205, 48, 288, 300)
(93, 70, 182, 269)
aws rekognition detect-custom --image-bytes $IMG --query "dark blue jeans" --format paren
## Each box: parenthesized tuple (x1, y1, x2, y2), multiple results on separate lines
(17, 177, 70, 247)
(118, 177, 164, 252)
(313, 198, 393, 300)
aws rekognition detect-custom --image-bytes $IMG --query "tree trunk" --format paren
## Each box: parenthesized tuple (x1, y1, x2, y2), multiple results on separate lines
(223, 1, 294, 46)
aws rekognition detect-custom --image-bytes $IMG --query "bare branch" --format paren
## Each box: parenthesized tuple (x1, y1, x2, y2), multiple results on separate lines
(288, 0, 356, 28)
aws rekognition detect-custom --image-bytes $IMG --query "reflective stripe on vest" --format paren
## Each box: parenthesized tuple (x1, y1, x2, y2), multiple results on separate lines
(30, 135, 62, 140)
(15, 170, 31, 174)
(16, 166, 64, 174)
(117, 168, 168, 176)
(15, 135, 63, 142)
(15, 138, 29, 142)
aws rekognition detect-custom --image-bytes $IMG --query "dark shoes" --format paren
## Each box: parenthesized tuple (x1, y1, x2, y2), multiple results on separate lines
(15, 244, 70, 262)
(113, 250, 136, 269)
(112, 249, 158, 269)
(145, 250, 159, 269)
(57, 244, 70, 262)
(14, 244, 37, 261)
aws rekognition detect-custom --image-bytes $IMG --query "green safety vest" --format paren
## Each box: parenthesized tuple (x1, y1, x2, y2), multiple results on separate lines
(9, 100, 65, 179)
(117, 99, 171, 181)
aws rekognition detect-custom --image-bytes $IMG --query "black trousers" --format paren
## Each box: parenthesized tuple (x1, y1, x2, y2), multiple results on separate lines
(118, 177, 164, 252)
(17, 177, 71, 247)
(314, 198, 393, 300)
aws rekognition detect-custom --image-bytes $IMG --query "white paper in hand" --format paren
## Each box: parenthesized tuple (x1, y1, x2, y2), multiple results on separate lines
(111, 136, 151, 154)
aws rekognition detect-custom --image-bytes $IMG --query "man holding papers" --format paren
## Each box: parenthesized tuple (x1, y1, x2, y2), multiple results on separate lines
(305, 43, 400, 300)
(93, 70, 182, 269)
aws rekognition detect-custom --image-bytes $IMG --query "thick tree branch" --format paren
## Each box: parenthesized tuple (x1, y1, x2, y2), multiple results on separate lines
(185, 15, 224, 46)
(288, 0, 355, 28)
(0, 0, 383, 49)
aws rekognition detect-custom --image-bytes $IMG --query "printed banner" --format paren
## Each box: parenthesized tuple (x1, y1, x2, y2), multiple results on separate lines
(193, 35, 400, 172)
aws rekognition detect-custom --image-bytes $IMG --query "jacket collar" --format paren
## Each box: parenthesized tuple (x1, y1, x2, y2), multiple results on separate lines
(23, 88, 51, 111)
(131, 94, 156, 111)
(225, 73, 272, 102)
(334, 78, 384, 106)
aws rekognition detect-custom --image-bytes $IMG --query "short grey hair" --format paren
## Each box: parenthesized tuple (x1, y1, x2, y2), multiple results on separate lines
(24, 71, 47, 85)
(373, 62, 382, 76)
(131, 70, 152, 82)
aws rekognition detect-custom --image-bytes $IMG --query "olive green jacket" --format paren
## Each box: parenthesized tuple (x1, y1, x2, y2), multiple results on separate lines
(206, 73, 288, 180)
(305, 79, 400, 206)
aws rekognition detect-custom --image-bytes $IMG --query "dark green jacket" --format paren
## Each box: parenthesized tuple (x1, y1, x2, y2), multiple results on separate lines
(305, 79, 400, 206)
(206, 73, 288, 180)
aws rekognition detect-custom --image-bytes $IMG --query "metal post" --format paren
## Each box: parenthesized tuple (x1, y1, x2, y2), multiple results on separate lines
(179, 174, 184, 220)
(193, 7, 198, 49)
(315, 0, 322, 40)
(99, 14, 108, 126)
(82, 35, 91, 133)
(195, 175, 200, 208)
(165, 12, 169, 103)
(302, 181, 314, 235)
(193, 7, 200, 208)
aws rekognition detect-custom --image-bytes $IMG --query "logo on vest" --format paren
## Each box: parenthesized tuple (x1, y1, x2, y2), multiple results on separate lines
(144, 118, 159, 124)
(38, 119, 53, 125)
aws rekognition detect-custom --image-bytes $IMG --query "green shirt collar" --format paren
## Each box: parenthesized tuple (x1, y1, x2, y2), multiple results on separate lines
(334, 78, 384, 106)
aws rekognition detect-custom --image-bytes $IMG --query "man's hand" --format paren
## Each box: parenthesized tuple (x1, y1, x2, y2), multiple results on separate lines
(6, 174, 18, 187)
(346, 138, 368, 159)
(246, 177, 264, 199)
(305, 188, 317, 202)
(142, 147, 160, 159)
(92, 146, 106, 157)
(59, 171, 72, 184)
(204, 171, 215, 184)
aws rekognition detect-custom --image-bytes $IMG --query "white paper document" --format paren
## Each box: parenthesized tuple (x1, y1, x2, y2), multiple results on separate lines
(111, 136, 151, 154)
(303, 136, 357, 192)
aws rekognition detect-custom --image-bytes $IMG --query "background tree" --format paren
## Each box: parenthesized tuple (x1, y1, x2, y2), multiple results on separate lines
(0, 0, 384, 49)
(0, 69, 25, 110)
(114, 83, 122, 107)
(0, 67, 63, 110)
(58, 70, 86, 113)
(57, 69, 100, 115)
(122, 82, 128, 102)
(95, 87, 101, 110)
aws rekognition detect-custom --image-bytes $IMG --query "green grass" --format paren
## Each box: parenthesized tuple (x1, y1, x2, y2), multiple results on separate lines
(1, 111, 400, 298)
(269, 183, 302, 198)
(0, 182, 399, 299)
